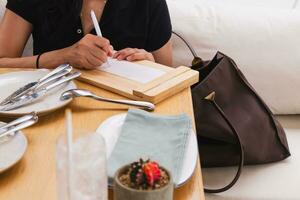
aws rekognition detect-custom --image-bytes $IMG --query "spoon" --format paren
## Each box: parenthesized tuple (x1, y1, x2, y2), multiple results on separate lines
(60, 89, 155, 111)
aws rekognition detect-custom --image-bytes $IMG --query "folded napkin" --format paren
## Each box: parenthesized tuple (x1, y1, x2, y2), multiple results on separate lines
(107, 109, 191, 183)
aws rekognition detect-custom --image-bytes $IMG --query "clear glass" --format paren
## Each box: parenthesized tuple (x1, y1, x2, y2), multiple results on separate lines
(56, 130, 107, 200)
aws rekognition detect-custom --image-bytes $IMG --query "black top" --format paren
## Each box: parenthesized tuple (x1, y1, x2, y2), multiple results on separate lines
(6, 0, 172, 55)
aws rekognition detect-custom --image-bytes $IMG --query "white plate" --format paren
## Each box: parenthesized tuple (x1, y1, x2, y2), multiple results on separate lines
(0, 122, 28, 173)
(96, 113, 198, 188)
(0, 70, 77, 117)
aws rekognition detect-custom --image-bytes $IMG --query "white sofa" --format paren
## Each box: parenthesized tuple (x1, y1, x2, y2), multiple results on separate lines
(1, 1, 300, 199)
(204, 116, 300, 200)
(168, 0, 300, 199)
(169, 0, 300, 115)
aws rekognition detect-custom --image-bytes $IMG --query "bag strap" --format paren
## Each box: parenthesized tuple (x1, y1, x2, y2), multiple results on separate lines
(203, 92, 245, 193)
(172, 31, 204, 69)
(172, 31, 245, 192)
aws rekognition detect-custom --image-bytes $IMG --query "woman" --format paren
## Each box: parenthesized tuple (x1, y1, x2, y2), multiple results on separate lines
(0, 0, 172, 69)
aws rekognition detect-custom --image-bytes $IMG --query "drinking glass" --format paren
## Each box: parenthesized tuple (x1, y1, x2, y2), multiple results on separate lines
(56, 130, 107, 200)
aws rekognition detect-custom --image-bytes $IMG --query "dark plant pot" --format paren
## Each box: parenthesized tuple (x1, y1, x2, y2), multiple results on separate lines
(114, 165, 173, 200)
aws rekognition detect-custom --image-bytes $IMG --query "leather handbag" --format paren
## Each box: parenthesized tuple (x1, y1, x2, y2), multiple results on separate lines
(172, 31, 291, 193)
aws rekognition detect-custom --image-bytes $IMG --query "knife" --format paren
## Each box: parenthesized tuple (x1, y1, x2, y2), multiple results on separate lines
(0, 71, 81, 111)
(0, 112, 36, 132)
(4, 68, 73, 106)
(0, 64, 72, 106)
(0, 115, 38, 139)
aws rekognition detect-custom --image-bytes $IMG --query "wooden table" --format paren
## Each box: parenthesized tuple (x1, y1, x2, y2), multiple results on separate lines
(0, 72, 205, 200)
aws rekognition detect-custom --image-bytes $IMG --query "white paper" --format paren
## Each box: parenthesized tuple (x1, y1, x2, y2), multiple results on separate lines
(98, 58, 165, 84)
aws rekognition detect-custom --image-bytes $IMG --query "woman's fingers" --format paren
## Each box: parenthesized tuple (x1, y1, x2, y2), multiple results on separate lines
(82, 45, 107, 69)
(125, 51, 155, 62)
(84, 52, 103, 69)
(69, 36, 157, 69)
(126, 52, 148, 61)
(127, 52, 155, 62)
(108, 45, 114, 57)
(114, 48, 138, 60)
(89, 45, 108, 63)
(67, 34, 113, 69)
(113, 48, 127, 58)
(86, 34, 112, 56)
(92, 36, 111, 53)
(113, 48, 155, 62)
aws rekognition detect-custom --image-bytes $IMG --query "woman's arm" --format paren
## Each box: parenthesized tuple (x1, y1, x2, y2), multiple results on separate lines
(113, 39, 173, 67)
(152, 39, 172, 66)
(0, 9, 112, 69)
(0, 9, 36, 68)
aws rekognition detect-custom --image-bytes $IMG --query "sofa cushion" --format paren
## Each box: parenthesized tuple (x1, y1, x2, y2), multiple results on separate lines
(202, 115, 300, 200)
(168, 0, 300, 114)
(0, 0, 6, 19)
(168, 0, 298, 9)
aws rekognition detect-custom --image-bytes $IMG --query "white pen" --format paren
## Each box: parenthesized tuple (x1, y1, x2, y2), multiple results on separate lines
(91, 10, 102, 37)
(90, 10, 111, 65)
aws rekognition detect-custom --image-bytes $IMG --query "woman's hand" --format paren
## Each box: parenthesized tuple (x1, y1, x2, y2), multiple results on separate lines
(113, 48, 155, 62)
(64, 34, 113, 69)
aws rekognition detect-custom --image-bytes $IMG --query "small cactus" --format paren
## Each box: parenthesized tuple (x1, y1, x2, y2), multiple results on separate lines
(143, 161, 161, 186)
(128, 159, 163, 189)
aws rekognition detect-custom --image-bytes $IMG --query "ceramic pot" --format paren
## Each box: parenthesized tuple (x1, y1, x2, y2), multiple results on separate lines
(114, 165, 173, 200)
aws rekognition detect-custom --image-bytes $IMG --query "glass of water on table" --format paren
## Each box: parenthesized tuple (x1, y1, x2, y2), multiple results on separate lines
(56, 130, 107, 200)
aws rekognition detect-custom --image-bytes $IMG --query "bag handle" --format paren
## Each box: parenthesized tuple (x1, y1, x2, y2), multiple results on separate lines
(172, 31, 204, 69)
(172, 31, 245, 192)
(203, 92, 245, 193)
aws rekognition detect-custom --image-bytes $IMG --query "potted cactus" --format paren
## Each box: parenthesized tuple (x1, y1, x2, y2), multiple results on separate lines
(114, 159, 173, 200)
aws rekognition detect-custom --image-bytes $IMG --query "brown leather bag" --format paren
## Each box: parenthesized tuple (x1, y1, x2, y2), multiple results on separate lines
(172, 32, 291, 193)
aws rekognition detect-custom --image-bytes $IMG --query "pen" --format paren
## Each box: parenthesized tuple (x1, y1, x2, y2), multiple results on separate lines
(91, 10, 103, 37)
(90, 10, 111, 65)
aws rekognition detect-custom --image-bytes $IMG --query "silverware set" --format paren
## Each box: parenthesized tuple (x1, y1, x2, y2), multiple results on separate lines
(0, 112, 38, 139)
(0, 64, 80, 111)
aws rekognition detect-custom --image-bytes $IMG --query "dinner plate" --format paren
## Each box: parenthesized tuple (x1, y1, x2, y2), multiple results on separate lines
(0, 122, 28, 173)
(96, 113, 198, 188)
(0, 70, 77, 117)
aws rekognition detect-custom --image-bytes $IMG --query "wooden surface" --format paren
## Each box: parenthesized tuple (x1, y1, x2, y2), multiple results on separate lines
(0, 70, 205, 200)
(79, 60, 199, 103)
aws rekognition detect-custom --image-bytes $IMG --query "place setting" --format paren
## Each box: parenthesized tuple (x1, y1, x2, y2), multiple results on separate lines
(0, 64, 79, 117)
(56, 108, 199, 200)
(0, 63, 197, 198)
(96, 109, 198, 188)
(0, 65, 81, 173)
(0, 54, 200, 200)
(0, 112, 38, 173)
(0, 64, 159, 176)
(0, 66, 199, 200)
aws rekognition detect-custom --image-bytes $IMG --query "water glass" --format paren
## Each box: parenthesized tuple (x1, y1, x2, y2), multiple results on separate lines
(56, 131, 107, 200)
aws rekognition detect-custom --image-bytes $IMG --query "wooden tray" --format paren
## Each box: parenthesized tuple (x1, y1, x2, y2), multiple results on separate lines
(78, 60, 199, 104)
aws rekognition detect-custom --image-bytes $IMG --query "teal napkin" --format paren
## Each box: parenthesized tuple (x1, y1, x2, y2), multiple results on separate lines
(107, 109, 191, 183)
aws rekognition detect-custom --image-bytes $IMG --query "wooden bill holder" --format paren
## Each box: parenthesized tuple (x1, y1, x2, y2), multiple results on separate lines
(78, 60, 199, 104)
